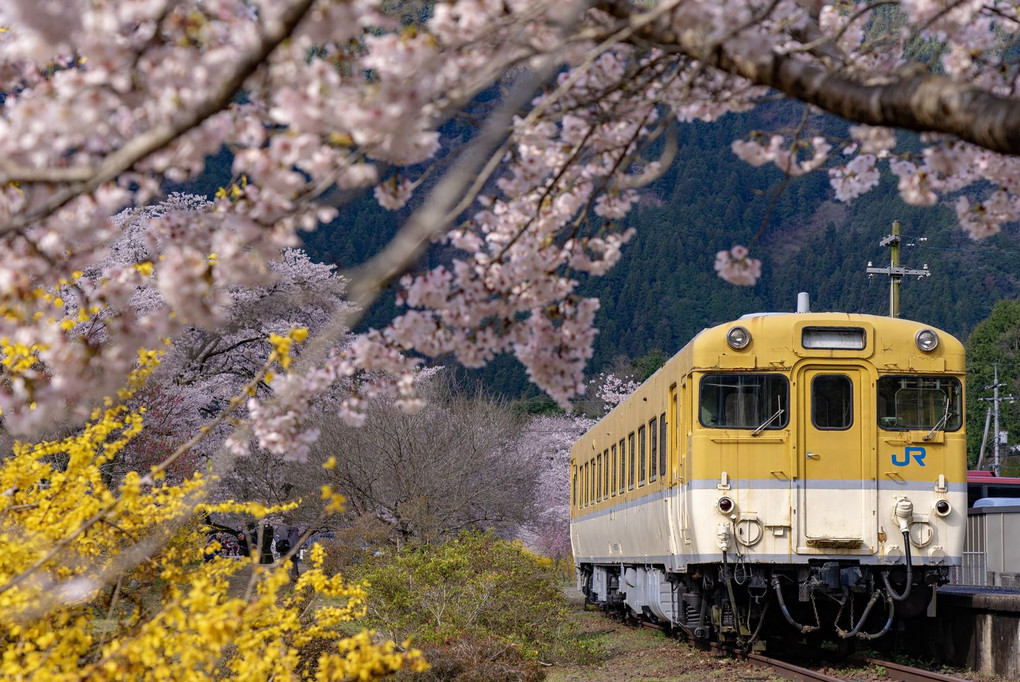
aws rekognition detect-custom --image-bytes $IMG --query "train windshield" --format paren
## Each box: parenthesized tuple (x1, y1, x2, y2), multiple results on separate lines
(877, 375, 963, 431)
(699, 374, 789, 430)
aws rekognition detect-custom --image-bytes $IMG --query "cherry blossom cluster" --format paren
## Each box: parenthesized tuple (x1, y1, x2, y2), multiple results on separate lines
(593, 372, 640, 413)
(714, 245, 762, 287)
(2, 0, 1020, 441)
(516, 414, 594, 558)
(728, 1, 1020, 242)
(356, 43, 681, 409)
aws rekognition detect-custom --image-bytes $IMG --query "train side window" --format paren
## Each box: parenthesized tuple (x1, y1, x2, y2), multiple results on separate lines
(699, 374, 789, 429)
(649, 417, 657, 482)
(611, 445, 618, 497)
(572, 466, 577, 508)
(628, 432, 636, 490)
(582, 462, 587, 507)
(618, 438, 626, 495)
(590, 458, 595, 505)
(583, 460, 591, 507)
(638, 426, 647, 486)
(604, 449, 610, 497)
(596, 453, 602, 502)
(812, 374, 853, 430)
(659, 412, 667, 478)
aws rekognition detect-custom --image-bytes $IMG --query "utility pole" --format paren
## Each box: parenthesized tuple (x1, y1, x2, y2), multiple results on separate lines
(866, 220, 931, 317)
(980, 363, 1017, 476)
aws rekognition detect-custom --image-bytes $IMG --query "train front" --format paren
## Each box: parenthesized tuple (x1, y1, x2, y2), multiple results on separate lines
(688, 312, 967, 642)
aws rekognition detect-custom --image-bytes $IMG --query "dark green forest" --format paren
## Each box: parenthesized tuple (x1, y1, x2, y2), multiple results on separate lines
(300, 106, 1020, 401)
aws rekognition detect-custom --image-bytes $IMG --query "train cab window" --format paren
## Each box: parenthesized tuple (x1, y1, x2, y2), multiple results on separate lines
(611, 444, 618, 497)
(628, 432, 636, 490)
(649, 418, 658, 482)
(812, 374, 853, 430)
(618, 438, 626, 494)
(638, 426, 647, 486)
(699, 374, 789, 430)
(877, 376, 963, 431)
(659, 412, 667, 478)
(596, 453, 602, 502)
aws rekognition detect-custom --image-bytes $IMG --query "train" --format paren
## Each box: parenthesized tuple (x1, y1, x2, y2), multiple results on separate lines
(966, 469, 1020, 508)
(569, 297, 967, 649)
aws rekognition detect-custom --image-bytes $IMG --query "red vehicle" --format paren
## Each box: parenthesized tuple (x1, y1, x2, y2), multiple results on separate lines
(967, 470, 1020, 507)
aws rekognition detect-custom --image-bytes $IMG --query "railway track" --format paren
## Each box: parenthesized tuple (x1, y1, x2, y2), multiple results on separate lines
(848, 655, 969, 682)
(745, 652, 969, 682)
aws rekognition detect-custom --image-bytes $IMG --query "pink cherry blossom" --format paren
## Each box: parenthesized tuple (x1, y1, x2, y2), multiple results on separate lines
(0, 0, 1016, 447)
(714, 245, 763, 286)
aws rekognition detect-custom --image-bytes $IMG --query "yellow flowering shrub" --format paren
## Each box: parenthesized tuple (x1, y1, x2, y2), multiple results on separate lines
(0, 349, 426, 680)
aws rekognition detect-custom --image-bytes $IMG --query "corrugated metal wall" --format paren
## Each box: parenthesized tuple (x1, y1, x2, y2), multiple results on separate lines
(952, 507, 1020, 588)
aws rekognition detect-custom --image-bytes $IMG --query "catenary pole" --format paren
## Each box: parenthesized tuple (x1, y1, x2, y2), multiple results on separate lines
(866, 220, 931, 317)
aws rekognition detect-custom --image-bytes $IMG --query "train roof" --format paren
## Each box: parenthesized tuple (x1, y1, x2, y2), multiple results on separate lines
(677, 311, 966, 373)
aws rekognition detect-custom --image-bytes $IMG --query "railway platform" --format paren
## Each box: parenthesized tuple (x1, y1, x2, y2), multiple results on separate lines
(894, 586, 1020, 677)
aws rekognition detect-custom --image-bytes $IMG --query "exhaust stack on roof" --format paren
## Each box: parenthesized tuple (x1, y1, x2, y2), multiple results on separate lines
(797, 292, 810, 313)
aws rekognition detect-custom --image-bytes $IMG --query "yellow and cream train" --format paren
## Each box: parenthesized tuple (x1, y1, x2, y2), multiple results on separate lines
(570, 300, 966, 645)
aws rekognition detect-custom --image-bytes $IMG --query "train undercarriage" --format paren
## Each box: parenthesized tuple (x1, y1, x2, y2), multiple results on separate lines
(578, 558, 949, 650)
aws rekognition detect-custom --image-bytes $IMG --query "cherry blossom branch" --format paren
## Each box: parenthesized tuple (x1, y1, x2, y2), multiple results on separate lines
(451, 20, 680, 279)
(788, 1, 899, 58)
(752, 107, 812, 246)
(598, 0, 1020, 156)
(0, 0, 316, 234)
(301, 56, 565, 365)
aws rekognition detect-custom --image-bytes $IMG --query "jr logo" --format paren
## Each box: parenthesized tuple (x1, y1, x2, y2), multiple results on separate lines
(892, 447, 926, 467)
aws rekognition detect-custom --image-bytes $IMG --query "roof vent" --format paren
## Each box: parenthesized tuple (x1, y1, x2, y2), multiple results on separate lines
(797, 292, 810, 313)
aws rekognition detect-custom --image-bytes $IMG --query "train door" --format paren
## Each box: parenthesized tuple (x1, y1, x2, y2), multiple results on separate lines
(798, 367, 870, 549)
(673, 383, 689, 542)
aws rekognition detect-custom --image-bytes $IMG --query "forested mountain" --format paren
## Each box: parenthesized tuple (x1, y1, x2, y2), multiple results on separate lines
(302, 106, 1020, 398)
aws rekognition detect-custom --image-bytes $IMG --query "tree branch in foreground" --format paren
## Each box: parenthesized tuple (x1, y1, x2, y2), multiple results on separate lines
(598, 0, 1020, 156)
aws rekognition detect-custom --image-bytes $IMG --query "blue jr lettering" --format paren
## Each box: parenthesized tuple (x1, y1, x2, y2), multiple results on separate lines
(892, 447, 926, 467)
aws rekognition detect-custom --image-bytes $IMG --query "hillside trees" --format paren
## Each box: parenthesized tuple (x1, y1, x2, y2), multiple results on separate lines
(966, 300, 1020, 467)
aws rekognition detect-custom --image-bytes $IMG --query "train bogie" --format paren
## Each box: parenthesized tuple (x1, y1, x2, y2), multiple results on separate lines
(570, 305, 967, 647)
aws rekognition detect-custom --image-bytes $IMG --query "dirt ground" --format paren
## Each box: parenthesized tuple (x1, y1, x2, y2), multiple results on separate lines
(544, 587, 1006, 682)
(546, 586, 780, 681)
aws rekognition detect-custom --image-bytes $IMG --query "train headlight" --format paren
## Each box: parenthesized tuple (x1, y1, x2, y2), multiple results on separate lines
(726, 326, 751, 350)
(915, 329, 939, 352)
(934, 499, 952, 517)
(716, 496, 735, 515)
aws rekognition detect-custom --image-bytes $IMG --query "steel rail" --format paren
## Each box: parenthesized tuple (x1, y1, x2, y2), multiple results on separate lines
(849, 655, 968, 682)
(746, 653, 845, 681)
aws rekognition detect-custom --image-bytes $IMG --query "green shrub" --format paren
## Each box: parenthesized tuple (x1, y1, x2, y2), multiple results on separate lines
(352, 530, 599, 675)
